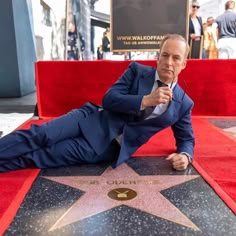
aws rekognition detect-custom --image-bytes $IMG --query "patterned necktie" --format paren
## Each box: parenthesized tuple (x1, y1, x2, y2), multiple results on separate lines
(139, 80, 168, 120)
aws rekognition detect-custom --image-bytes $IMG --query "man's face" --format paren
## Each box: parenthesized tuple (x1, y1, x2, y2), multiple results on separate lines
(191, 2, 200, 13)
(157, 39, 187, 83)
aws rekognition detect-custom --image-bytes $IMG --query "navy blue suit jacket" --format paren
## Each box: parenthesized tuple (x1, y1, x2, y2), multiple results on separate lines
(79, 62, 195, 167)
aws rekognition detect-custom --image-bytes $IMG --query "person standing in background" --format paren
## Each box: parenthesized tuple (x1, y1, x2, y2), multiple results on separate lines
(203, 17, 218, 59)
(188, 1, 204, 58)
(97, 45, 103, 60)
(102, 28, 112, 60)
(67, 22, 78, 60)
(215, 0, 236, 59)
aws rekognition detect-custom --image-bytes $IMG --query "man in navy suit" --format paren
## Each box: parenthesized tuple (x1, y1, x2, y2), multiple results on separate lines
(0, 34, 194, 172)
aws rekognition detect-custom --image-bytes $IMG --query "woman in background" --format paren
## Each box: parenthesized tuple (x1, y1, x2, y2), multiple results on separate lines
(188, 1, 204, 58)
(204, 17, 218, 59)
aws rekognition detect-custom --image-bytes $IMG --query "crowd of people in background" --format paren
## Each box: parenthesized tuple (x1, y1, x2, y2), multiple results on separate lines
(189, 0, 236, 59)
(97, 0, 236, 60)
(68, 1, 236, 61)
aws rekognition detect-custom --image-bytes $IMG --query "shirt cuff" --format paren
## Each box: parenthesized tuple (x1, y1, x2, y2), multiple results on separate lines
(180, 152, 193, 163)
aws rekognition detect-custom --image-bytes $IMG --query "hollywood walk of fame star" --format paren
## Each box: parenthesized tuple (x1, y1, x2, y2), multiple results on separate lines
(43, 163, 200, 232)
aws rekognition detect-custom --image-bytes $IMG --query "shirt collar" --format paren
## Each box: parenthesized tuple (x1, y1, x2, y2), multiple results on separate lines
(155, 71, 177, 89)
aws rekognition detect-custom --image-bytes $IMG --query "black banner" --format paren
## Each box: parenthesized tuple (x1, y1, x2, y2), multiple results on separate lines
(111, 0, 189, 52)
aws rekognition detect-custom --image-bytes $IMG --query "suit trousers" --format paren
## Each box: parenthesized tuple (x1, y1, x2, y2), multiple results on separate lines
(0, 103, 120, 172)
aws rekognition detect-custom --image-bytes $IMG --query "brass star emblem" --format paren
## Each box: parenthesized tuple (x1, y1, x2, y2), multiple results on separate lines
(43, 164, 200, 232)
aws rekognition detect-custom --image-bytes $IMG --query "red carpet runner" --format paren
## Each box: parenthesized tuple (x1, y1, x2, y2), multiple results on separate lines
(0, 117, 235, 234)
(0, 169, 40, 235)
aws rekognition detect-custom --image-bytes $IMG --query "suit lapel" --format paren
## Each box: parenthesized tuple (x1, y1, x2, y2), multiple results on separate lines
(138, 69, 156, 95)
(172, 83, 185, 103)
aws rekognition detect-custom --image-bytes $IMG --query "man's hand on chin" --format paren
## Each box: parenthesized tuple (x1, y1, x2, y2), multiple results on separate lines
(166, 153, 189, 171)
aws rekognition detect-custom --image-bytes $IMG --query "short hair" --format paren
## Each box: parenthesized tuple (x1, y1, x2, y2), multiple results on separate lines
(207, 16, 214, 21)
(207, 16, 215, 23)
(225, 0, 235, 10)
(191, 0, 199, 6)
(159, 34, 190, 59)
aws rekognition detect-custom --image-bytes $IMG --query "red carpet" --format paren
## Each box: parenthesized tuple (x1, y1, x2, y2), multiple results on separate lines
(0, 117, 235, 234)
(0, 169, 40, 235)
(0, 120, 44, 235)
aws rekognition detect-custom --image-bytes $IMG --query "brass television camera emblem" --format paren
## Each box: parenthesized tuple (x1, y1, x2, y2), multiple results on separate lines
(108, 188, 137, 201)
